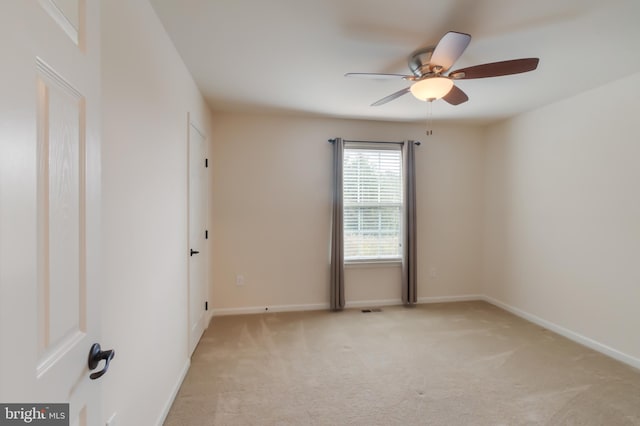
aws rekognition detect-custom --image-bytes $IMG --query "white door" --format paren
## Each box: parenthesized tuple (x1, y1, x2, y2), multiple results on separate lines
(0, 1, 104, 425)
(188, 120, 208, 355)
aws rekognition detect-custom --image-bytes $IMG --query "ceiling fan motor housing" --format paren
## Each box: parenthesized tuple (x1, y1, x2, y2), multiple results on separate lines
(408, 46, 436, 77)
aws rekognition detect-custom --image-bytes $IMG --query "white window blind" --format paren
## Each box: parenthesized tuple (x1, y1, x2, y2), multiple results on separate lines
(343, 147, 402, 260)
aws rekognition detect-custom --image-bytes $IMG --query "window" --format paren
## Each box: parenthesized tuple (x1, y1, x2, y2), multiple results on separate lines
(343, 146, 402, 261)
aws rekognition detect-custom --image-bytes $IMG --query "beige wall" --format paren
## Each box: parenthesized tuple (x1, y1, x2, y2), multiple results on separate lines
(101, 1, 212, 424)
(98, 2, 640, 422)
(210, 112, 484, 311)
(483, 72, 640, 362)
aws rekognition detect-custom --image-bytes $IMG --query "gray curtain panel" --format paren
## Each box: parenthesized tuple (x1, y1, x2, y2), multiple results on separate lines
(402, 140, 418, 304)
(330, 138, 345, 311)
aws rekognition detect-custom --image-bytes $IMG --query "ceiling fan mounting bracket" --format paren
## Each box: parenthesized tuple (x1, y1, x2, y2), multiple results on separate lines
(408, 46, 436, 77)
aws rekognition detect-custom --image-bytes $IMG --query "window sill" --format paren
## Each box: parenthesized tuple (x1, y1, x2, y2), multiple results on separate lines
(345, 259, 402, 269)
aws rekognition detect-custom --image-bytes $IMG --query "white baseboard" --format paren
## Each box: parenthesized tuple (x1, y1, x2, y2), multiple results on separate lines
(345, 298, 402, 308)
(482, 295, 640, 371)
(346, 295, 485, 308)
(212, 303, 328, 316)
(155, 359, 190, 426)
(418, 294, 484, 304)
(212, 295, 484, 316)
(212, 300, 404, 316)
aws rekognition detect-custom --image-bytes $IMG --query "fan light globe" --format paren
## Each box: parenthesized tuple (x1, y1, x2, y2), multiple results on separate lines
(410, 77, 454, 101)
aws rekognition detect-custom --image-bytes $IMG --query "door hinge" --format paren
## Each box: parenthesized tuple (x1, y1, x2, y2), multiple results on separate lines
(205, 301, 208, 311)
(205, 158, 208, 168)
(205, 230, 208, 239)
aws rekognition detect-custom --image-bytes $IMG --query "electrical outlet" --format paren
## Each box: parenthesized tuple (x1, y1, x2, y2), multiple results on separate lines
(236, 275, 245, 286)
(428, 267, 438, 278)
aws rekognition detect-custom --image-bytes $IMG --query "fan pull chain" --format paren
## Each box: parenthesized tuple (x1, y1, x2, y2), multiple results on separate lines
(425, 99, 434, 136)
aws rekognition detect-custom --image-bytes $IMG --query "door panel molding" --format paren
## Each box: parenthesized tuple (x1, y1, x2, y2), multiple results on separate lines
(36, 58, 87, 375)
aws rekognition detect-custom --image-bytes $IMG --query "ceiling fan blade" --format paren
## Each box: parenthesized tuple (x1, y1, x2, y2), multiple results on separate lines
(442, 85, 468, 105)
(430, 31, 471, 72)
(345, 72, 411, 80)
(371, 87, 411, 106)
(449, 58, 539, 79)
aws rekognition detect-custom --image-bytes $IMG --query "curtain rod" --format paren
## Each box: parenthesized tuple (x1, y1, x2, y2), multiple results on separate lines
(327, 138, 421, 146)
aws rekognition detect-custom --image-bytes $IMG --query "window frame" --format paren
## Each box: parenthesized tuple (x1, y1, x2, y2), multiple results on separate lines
(342, 142, 404, 264)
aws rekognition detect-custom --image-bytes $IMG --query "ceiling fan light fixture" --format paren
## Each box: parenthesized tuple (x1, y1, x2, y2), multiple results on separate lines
(410, 77, 454, 101)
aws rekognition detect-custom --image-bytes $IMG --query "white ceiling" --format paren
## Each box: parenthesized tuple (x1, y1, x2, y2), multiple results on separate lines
(149, 0, 640, 124)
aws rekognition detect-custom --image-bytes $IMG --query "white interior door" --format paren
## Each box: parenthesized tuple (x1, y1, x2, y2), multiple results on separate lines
(188, 120, 208, 355)
(0, 1, 104, 424)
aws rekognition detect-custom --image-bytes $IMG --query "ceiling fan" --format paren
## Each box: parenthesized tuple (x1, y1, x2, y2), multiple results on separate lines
(345, 31, 539, 107)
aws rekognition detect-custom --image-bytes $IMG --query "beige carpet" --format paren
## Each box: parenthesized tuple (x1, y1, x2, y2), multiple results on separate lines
(164, 302, 640, 425)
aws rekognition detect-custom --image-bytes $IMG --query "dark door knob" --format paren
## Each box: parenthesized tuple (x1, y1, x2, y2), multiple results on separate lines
(190, 249, 200, 256)
(88, 343, 115, 380)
